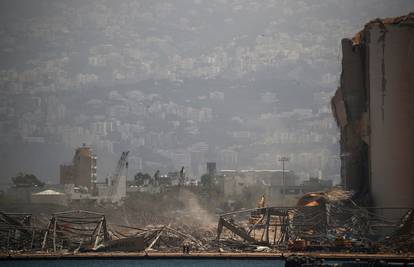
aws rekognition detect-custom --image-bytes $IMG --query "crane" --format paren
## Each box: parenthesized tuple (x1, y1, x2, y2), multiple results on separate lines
(108, 151, 129, 202)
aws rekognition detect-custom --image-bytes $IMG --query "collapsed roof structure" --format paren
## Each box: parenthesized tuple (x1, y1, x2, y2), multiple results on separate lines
(216, 190, 413, 252)
(41, 210, 109, 252)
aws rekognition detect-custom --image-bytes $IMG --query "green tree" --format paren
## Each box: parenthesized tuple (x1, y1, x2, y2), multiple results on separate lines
(134, 172, 152, 186)
(11, 173, 44, 187)
(200, 174, 213, 188)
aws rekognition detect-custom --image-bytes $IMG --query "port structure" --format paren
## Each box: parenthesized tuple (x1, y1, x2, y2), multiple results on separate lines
(217, 205, 413, 250)
(41, 210, 109, 252)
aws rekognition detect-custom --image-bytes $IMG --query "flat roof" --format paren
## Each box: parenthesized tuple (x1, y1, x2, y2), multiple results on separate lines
(33, 189, 65, 196)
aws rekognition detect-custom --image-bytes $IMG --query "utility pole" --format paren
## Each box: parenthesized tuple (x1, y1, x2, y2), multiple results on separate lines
(278, 156, 290, 206)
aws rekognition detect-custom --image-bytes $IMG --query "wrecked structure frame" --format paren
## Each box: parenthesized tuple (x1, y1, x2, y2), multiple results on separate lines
(0, 211, 42, 251)
(217, 205, 413, 249)
(42, 210, 109, 252)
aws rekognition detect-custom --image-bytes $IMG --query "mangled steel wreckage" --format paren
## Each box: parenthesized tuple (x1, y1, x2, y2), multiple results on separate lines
(41, 210, 110, 252)
(217, 190, 413, 252)
(0, 199, 412, 253)
(0, 209, 215, 253)
(0, 211, 43, 251)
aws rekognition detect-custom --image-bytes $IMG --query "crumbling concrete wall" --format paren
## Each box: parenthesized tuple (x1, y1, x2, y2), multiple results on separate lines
(368, 21, 414, 209)
(332, 14, 414, 209)
(332, 36, 369, 200)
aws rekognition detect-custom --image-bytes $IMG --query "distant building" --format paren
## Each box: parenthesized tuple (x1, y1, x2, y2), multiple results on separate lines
(220, 169, 298, 197)
(31, 189, 68, 206)
(209, 91, 224, 101)
(22, 136, 45, 143)
(301, 177, 333, 192)
(219, 149, 238, 169)
(60, 144, 97, 191)
(206, 162, 216, 176)
(6, 184, 69, 204)
(220, 170, 332, 206)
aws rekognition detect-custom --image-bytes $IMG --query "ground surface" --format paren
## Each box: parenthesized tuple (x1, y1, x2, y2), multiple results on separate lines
(0, 252, 413, 262)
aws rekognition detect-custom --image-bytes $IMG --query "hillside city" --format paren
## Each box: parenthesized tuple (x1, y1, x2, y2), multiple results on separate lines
(0, 0, 411, 184)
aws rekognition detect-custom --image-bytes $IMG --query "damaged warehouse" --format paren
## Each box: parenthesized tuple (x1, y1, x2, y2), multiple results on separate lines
(331, 13, 414, 212)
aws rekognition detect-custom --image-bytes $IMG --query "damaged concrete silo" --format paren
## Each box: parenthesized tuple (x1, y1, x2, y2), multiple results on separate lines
(332, 13, 414, 210)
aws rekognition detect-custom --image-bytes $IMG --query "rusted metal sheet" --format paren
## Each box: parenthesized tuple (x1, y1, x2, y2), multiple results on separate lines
(217, 217, 257, 243)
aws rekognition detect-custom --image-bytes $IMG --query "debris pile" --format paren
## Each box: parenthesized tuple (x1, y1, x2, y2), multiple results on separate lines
(41, 210, 109, 252)
(0, 192, 413, 254)
(107, 223, 210, 252)
(382, 209, 414, 252)
(216, 190, 414, 253)
(0, 211, 42, 251)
